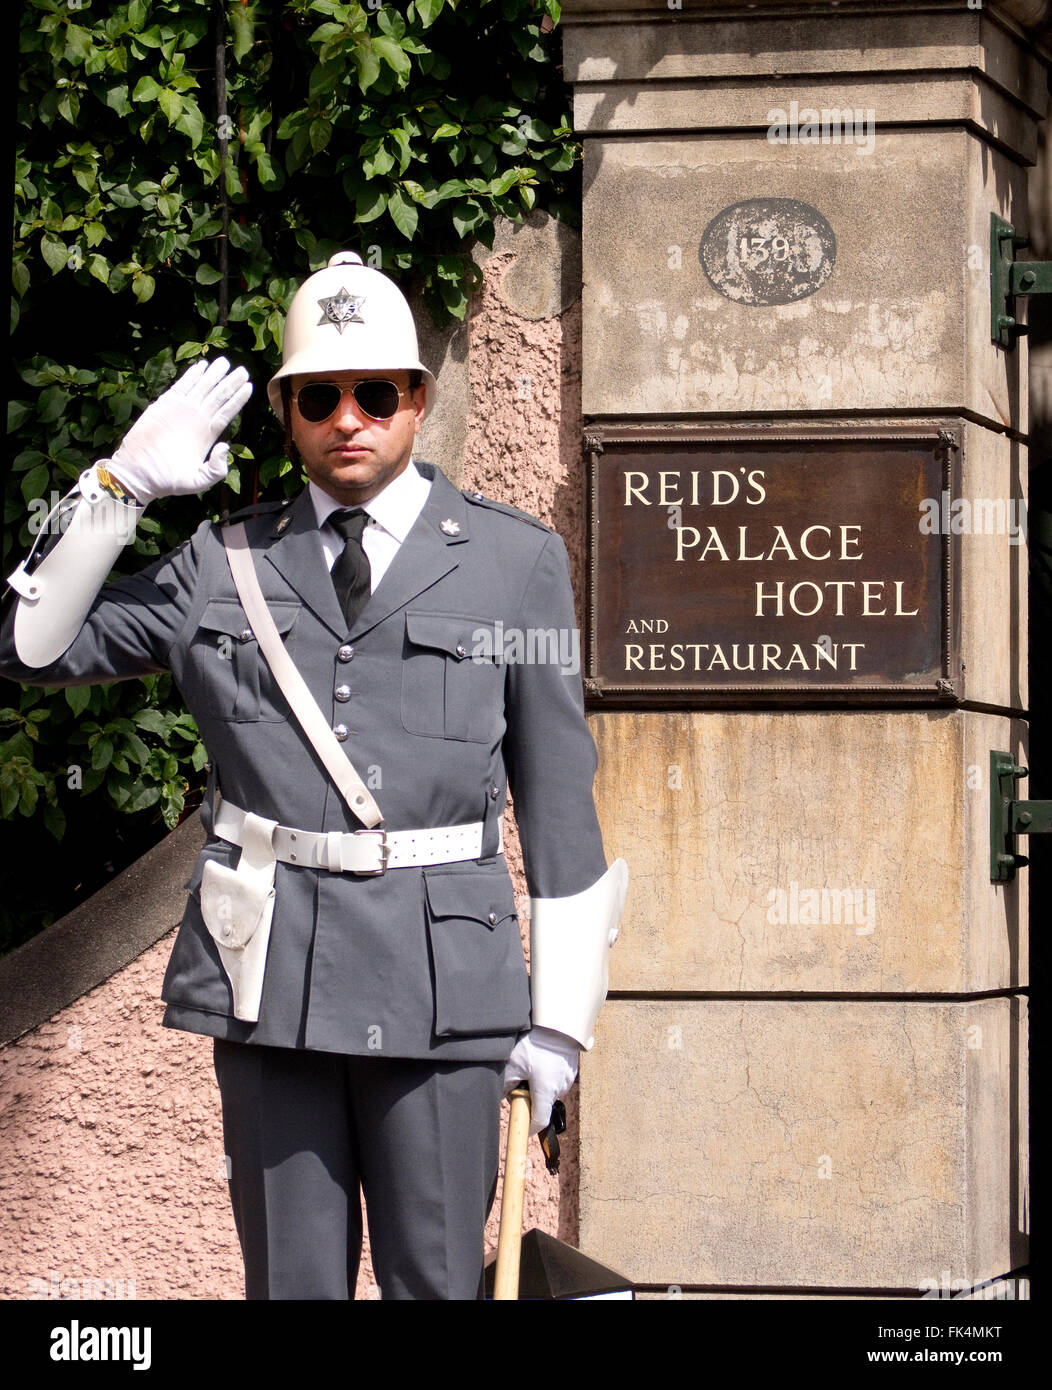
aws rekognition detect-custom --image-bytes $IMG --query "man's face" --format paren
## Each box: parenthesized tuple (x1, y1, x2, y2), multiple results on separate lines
(289, 368, 426, 506)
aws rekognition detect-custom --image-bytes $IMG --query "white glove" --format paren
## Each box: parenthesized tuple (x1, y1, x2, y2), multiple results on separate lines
(105, 356, 253, 506)
(502, 1026, 580, 1136)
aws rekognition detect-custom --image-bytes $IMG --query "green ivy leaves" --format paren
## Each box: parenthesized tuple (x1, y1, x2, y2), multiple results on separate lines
(16, 1, 577, 338)
(0, 675, 204, 842)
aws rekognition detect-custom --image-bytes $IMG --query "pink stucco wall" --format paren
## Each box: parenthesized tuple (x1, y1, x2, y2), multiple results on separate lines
(0, 944, 239, 1300)
(0, 226, 585, 1300)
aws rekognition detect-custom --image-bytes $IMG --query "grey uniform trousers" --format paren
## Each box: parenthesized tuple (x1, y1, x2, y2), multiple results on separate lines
(213, 1039, 504, 1300)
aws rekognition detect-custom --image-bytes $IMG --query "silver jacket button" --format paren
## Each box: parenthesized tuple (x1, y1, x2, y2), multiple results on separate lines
(333, 723, 349, 741)
(489, 785, 499, 799)
(487, 911, 498, 925)
(455, 641, 466, 658)
(239, 628, 253, 642)
(334, 684, 351, 702)
(337, 644, 355, 662)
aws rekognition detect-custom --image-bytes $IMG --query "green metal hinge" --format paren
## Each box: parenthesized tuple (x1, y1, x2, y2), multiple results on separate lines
(990, 213, 1052, 348)
(989, 750, 1052, 881)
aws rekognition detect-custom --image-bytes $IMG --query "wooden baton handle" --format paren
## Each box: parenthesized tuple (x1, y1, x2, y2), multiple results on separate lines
(493, 1087, 531, 1301)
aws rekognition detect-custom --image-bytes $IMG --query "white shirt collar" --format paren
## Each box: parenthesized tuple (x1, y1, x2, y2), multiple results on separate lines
(308, 459, 431, 543)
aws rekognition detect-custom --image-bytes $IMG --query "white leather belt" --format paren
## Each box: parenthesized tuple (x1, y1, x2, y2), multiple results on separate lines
(213, 796, 501, 876)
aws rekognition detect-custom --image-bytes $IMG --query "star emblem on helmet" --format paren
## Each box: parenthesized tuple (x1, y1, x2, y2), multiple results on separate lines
(317, 287, 365, 333)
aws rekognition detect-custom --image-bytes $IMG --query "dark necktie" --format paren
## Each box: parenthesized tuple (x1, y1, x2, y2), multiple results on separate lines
(328, 508, 372, 628)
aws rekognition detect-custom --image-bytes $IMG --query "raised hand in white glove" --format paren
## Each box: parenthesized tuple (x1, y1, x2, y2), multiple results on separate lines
(104, 356, 253, 506)
(502, 1025, 580, 1136)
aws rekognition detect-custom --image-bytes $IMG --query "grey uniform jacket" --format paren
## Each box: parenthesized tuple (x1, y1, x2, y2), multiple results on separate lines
(0, 462, 609, 1062)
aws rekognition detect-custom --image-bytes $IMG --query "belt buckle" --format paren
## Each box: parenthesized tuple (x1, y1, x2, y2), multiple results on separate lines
(351, 827, 389, 876)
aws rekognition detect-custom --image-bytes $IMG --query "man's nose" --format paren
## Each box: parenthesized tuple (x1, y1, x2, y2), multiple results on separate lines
(333, 389, 369, 429)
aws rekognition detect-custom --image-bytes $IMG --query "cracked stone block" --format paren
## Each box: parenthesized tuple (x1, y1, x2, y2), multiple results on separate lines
(563, 1, 1046, 124)
(579, 129, 1028, 430)
(589, 709, 1027, 994)
(579, 998, 1027, 1290)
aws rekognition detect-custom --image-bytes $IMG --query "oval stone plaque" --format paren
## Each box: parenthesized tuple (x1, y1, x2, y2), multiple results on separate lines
(700, 198, 836, 305)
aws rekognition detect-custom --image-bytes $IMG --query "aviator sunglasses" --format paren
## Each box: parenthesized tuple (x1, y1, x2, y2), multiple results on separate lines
(293, 379, 408, 423)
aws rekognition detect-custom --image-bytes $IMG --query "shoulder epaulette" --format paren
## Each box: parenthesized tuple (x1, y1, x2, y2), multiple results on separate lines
(461, 489, 552, 533)
(220, 498, 290, 525)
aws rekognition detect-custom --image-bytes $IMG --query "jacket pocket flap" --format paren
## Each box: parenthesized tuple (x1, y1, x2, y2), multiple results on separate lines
(405, 611, 497, 661)
(198, 597, 300, 640)
(424, 868, 517, 928)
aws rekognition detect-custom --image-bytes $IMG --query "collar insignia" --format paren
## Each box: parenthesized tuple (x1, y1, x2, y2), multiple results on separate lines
(276, 514, 292, 533)
(317, 287, 365, 333)
(440, 518, 461, 536)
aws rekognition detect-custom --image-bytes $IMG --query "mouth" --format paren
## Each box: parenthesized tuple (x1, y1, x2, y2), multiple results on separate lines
(330, 445, 371, 457)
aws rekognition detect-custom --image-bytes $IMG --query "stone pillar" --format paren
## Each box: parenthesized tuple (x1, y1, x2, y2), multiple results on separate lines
(563, 0, 1039, 1296)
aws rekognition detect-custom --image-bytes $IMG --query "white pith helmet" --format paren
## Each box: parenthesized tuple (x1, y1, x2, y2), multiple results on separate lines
(267, 250, 437, 420)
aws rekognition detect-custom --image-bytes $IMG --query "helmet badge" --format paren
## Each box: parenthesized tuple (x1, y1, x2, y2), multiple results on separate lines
(317, 286, 365, 333)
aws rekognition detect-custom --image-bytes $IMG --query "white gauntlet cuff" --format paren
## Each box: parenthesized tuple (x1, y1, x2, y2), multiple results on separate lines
(7, 466, 144, 668)
(529, 858, 629, 1051)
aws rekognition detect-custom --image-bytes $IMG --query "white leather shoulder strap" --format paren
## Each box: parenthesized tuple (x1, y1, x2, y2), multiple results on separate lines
(220, 521, 383, 829)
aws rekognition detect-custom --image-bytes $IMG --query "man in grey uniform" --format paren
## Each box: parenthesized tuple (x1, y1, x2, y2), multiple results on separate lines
(0, 251, 626, 1300)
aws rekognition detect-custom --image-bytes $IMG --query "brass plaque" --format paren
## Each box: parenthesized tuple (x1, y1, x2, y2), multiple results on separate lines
(587, 427, 960, 703)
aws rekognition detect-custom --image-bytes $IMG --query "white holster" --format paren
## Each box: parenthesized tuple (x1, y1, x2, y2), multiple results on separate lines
(200, 811, 278, 1023)
(529, 858, 629, 1051)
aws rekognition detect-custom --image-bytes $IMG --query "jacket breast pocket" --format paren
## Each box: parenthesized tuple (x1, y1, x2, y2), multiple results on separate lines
(423, 867, 532, 1038)
(189, 598, 300, 723)
(401, 611, 505, 742)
